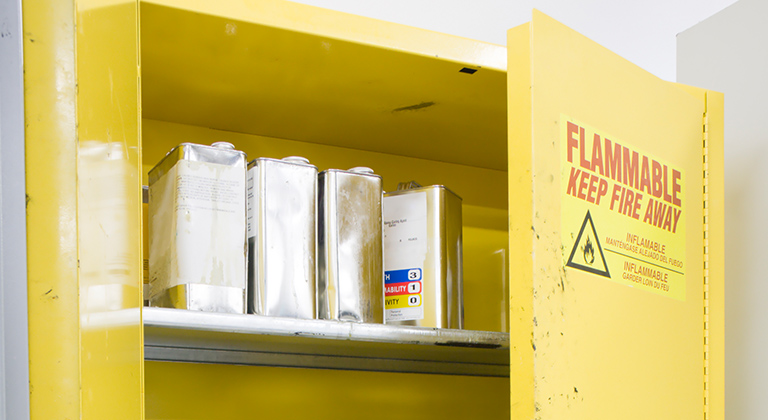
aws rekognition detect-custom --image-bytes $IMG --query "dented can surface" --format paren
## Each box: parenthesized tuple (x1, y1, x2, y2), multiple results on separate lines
(247, 156, 317, 319)
(148, 142, 247, 313)
(383, 184, 463, 329)
(318, 167, 383, 323)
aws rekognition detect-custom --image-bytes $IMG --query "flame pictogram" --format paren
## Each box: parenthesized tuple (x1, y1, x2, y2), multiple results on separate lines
(582, 236, 595, 265)
(567, 211, 610, 278)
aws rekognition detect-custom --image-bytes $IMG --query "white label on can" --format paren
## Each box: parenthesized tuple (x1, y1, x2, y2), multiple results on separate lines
(246, 166, 257, 238)
(383, 192, 427, 322)
(149, 159, 246, 299)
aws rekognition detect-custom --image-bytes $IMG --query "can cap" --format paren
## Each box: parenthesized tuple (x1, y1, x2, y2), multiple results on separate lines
(212, 142, 235, 150)
(348, 166, 374, 174)
(397, 180, 423, 191)
(282, 156, 310, 164)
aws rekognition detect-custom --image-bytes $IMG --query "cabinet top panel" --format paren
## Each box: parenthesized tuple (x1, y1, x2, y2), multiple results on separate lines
(141, 0, 508, 170)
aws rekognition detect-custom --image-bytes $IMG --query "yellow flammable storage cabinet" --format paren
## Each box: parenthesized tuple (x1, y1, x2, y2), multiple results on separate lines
(21, 1, 723, 420)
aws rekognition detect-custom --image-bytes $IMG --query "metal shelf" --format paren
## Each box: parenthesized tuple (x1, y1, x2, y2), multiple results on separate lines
(143, 307, 509, 377)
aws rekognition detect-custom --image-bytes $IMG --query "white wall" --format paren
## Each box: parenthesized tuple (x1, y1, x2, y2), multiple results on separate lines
(678, 1, 768, 418)
(289, 0, 736, 81)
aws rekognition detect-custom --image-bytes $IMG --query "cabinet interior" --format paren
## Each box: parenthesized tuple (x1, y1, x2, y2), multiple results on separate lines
(139, 1, 512, 418)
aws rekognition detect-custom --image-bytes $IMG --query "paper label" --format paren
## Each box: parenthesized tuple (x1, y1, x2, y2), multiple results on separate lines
(383, 192, 428, 321)
(149, 159, 246, 299)
(246, 166, 257, 239)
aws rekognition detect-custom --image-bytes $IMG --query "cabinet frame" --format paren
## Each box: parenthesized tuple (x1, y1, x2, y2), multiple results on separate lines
(19, 1, 724, 420)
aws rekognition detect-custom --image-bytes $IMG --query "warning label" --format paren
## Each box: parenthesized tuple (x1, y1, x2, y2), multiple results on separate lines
(383, 192, 428, 321)
(566, 211, 610, 278)
(561, 115, 686, 300)
(385, 268, 423, 319)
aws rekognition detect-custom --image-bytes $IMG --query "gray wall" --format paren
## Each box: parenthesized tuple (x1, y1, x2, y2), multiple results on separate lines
(0, 0, 30, 418)
(678, 0, 768, 418)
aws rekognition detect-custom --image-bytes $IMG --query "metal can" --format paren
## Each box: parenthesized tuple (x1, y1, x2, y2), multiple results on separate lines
(142, 185, 149, 306)
(383, 182, 464, 329)
(317, 167, 383, 323)
(148, 142, 247, 313)
(247, 156, 317, 319)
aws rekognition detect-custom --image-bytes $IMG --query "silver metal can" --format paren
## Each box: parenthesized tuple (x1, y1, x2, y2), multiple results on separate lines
(383, 183, 463, 329)
(148, 142, 247, 313)
(142, 185, 149, 306)
(247, 156, 317, 319)
(317, 167, 383, 323)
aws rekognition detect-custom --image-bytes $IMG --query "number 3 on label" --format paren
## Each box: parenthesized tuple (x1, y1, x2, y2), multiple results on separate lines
(408, 269, 421, 281)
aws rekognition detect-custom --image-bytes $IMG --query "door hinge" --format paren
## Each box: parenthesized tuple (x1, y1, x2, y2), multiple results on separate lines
(702, 107, 710, 420)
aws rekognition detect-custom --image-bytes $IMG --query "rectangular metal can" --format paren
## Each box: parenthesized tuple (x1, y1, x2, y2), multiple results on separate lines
(383, 184, 464, 329)
(148, 142, 247, 313)
(247, 156, 317, 319)
(142, 185, 149, 306)
(317, 167, 383, 323)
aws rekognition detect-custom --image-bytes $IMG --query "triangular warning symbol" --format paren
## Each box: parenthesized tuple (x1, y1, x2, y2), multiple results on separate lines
(566, 211, 610, 278)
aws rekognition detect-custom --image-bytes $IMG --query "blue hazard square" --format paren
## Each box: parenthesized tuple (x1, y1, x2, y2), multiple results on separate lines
(385, 268, 422, 284)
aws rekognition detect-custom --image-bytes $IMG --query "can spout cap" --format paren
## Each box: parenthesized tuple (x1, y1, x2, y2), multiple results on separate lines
(397, 180, 422, 190)
(212, 142, 235, 150)
(282, 156, 310, 164)
(348, 167, 374, 174)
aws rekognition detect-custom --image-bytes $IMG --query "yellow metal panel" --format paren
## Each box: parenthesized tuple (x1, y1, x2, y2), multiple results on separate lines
(24, 0, 144, 418)
(506, 21, 535, 420)
(145, 361, 510, 420)
(463, 227, 510, 332)
(673, 84, 725, 420)
(139, 0, 507, 171)
(23, 0, 81, 417)
(142, 0, 506, 70)
(703, 90, 725, 420)
(509, 11, 707, 419)
(76, 0, 144, 418)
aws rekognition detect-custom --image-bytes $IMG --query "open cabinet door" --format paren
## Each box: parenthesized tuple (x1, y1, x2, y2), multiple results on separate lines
(508, 11, 715, 420)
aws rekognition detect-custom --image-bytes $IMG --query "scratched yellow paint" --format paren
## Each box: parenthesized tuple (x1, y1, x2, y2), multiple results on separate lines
(506, 21, 535, 420)
(23, 0, 144, 419)
(508, 11, 721, 420)
(23, 0, 81, 417)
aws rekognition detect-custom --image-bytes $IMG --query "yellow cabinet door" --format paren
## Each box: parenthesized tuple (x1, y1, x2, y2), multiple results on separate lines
(508, 11, 722, 420)
(23, 0, 144, 419)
